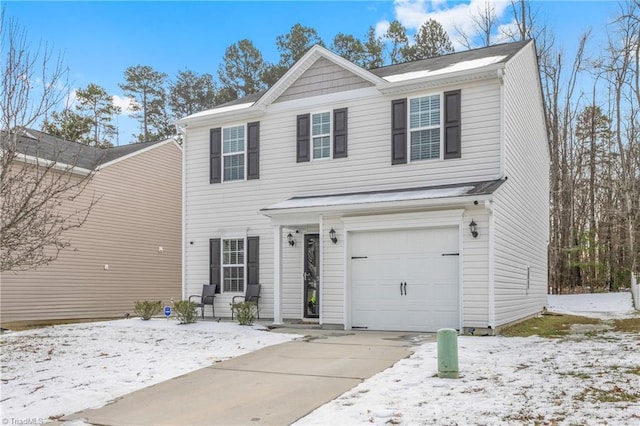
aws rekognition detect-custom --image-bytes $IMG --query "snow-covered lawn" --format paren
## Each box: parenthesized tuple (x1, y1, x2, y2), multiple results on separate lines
(0, 319, 297, 421)
(296, 292, 640, 425)
(1, 292, 638, 425)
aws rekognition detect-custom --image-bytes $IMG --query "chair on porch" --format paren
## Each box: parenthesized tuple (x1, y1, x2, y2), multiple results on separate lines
(231, 284, 261, 320)
(189, 284, 217, 319)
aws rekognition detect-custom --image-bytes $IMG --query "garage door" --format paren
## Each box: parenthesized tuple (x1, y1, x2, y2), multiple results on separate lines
(350, 227, 459, 332)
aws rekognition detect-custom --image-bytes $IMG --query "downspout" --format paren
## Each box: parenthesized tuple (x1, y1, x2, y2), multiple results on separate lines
(177, 124, 187, 300)
(486, 200, 495, 329)
(497, 67, 506, 180)
(273, 225, 283, 325)
(318, 215, 324, 327)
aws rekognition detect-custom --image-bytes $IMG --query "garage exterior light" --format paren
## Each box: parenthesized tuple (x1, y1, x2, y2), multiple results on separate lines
(469, 220, 478, 238)
(329, 228, 338, 244)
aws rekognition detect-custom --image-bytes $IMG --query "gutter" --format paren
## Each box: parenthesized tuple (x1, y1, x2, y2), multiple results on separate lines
(14, 153, 93, 176)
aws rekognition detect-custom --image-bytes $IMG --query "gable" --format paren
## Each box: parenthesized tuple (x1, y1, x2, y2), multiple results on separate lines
(274, 57, 374, 103)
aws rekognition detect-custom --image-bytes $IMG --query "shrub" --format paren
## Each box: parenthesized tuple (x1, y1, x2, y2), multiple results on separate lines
(232, 301, 257, 325)
(173, 300, 198, 324)
(133, 300, 162, 320)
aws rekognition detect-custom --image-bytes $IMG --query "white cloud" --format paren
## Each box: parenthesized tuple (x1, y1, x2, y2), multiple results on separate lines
(381, 0, 514, 50)
(375, 19, 391, 39)
(112, 95, 137, 115)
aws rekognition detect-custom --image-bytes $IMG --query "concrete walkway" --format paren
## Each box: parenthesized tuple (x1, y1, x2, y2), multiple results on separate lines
(62, 328, 433, 426)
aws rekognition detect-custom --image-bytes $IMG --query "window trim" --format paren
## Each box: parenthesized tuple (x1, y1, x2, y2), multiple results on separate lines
(221, 123, 247, 182)
(221, 236, 246, 294)
(310, 110, 332, 161)
(407, 92, 443, 163)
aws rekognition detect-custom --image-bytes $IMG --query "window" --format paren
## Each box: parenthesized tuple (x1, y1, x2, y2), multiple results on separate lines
(223, 125, 245, 181)
(222, 238, 244, 292)
(311, 112, 331, 159)
(409, 95, 441, 161)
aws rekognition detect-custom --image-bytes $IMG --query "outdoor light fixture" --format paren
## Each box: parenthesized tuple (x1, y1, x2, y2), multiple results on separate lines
(329, 228, 338, 244)
(287, 232, 295, 247)
(469, 220, 478, 238)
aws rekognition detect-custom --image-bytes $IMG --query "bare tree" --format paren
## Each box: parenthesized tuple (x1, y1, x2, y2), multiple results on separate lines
(602, 0, 640, 277)
(1, 13, 98, 272)
(455, 0, 499, 49)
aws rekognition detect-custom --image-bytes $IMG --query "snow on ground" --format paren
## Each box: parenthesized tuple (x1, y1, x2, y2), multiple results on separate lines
(548, 291, 636, 319)
(296, 293, 640, 426)
(1, 293, 638, 425)
(0, 319, 297, 421)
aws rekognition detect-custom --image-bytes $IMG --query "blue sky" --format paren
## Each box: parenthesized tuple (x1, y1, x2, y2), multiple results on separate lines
(4, 0, 620, 145)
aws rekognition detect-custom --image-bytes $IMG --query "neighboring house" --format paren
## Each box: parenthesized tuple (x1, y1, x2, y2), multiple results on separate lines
(178, 40, 549, 333)
(0, 130, 182, 325)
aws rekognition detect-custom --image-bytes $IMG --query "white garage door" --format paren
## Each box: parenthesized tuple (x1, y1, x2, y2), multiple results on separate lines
(350, 227, 459, 332)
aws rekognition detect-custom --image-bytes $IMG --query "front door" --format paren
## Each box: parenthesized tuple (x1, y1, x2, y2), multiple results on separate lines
(304, 234, 320, 318)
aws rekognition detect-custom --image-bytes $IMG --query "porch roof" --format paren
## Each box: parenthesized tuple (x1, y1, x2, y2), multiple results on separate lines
(261, 179, 504, 218)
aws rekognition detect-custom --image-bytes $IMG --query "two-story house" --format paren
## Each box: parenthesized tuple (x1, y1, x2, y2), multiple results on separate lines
(177, 40, 549, 333)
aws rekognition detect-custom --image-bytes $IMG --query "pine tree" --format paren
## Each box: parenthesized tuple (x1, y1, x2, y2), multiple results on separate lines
(330, 33, 365, 65)
(119, 65, 168, 143)
(169, 70, 217, 119)
(362, 26, 385, 69)
(74, 83, 121, 147)
(384, 20, 409, 65)
(402, 19, 454, 61)
(218, 39, 266, 99)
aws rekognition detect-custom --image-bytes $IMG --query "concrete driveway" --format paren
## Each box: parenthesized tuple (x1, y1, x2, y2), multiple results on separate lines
(62, 328, 433, 426)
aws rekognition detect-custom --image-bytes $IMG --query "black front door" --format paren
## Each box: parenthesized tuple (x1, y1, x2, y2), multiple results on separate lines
(304, 234, 320, 318)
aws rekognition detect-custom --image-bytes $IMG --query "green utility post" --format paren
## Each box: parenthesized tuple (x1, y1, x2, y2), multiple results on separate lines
(437, 328, 459, 379)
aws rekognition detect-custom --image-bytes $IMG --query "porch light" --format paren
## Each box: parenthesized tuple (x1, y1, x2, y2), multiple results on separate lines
(469, 220, 478, 238)
(329, 228, 338, 244)
(287, 232, 295, 247)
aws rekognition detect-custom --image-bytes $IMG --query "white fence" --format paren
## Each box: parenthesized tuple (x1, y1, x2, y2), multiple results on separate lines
(632, 273, 639, 310)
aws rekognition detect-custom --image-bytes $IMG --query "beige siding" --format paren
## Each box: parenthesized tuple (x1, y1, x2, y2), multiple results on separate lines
(184, 70, 504, 324)
(493, 43, 549, 327)
(275, 58, 373, 103)
(0, 142, 182, 325)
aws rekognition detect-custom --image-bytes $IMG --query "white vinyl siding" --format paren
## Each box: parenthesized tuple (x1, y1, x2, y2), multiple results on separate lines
(222, 238, 245, 293)
(409, 95, 441, 161)
(493, 43, 549, 327)
(223, 125, 245, 181)
(312, 112, 331, 159)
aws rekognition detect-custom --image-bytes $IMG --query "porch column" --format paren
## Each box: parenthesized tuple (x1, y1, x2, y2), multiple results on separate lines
(273, 225, 283, 324)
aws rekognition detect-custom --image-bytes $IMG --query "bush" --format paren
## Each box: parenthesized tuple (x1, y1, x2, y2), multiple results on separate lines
(232, 301, 257, 325)
(173, 300, 198, 324)
(133, 300, 162, 320)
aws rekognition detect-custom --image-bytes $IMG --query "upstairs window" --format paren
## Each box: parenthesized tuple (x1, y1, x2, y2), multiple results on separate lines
(222, 238, 244, 292)
(223, 125, 245, 181)
(312, 112, 331, 159)
(409, 95, 441, 161)
(297, 109, 347, 162)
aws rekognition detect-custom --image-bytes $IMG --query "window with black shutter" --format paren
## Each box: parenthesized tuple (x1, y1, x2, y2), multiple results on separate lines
(247, 121, 260, 179)
(444, 90, 461, 159)
(296, 114, 310, 162)
(391, 98, 407, 164)
(210, 128, 221, 183)
(333, 108, 348, 158)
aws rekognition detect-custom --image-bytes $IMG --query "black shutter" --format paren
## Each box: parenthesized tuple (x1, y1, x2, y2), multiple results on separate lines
(444, 90, 461, 159)
(209, 238, 221, 293)
(247, 121, 260, 179)
(296, 113, 310, 163)
(210, 128, 222, 183)
(247, 236, 259, 286)
(391, 99, 407, 164)
(333, 108, 348, 158)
